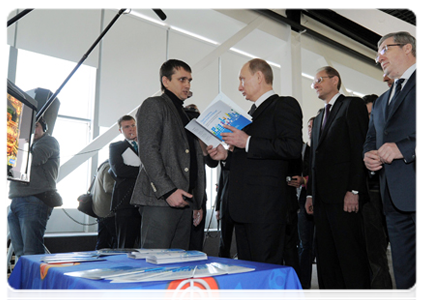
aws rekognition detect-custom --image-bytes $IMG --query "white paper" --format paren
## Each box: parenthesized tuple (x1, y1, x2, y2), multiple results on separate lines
(185, 119, 221, 147)
(122, 148, 141, 167)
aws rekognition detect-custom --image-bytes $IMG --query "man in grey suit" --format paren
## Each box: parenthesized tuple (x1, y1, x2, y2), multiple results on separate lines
(130, 59, 206, 250)
(364, 31, 416, 289)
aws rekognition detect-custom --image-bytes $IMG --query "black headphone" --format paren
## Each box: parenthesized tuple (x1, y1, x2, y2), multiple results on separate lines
(38, 117, 48, 133)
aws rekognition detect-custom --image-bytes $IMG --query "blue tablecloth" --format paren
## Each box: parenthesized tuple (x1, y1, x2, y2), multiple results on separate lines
(8, 254, 301, 290)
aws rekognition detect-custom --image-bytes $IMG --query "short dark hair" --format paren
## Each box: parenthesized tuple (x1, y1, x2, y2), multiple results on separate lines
(160, 59, 192, 92)
(247, 58, 273, 85)
(317, 66, 342, 91)
(117, 115, 135, 128)
(362, 94, 378, 105)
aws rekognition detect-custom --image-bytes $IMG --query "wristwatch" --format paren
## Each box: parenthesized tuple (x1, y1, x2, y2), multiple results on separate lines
(351, 190, 359, 195)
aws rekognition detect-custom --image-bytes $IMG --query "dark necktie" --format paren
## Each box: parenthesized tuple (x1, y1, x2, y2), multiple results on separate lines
(389, 78, 405, 106)
(249, 104, 257, 116)
(132, 141, 138, 153)
(321, 104, 332, 129)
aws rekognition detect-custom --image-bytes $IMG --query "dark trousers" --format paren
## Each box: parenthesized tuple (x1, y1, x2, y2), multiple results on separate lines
(283, 209, 301, 280)
(189, 200, 206, 251)
(383, 187, 415, 289)
(297, 196, 315, 289)
(235, 221, 286, 265)
(96, 216, 116, 250)
(115, 207, 141, 248)
(362, 189, 393, 289)
(314, 200, 370, 289)
(218, 207, 235, 258)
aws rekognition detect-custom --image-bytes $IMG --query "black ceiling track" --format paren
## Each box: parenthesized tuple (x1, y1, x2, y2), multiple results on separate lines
(380, 9, 416, 26)
(254, 9, 378, 67)
(300, 9, 381, 51)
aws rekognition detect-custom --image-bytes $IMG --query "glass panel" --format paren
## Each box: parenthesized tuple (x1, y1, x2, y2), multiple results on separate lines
(15, 49, 95, 119)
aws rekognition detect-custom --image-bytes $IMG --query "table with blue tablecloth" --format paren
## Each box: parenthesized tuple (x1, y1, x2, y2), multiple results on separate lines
(8, 253, 302, 290)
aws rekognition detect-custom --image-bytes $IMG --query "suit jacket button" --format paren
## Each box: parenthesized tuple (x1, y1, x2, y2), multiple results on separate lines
(384, 130, 388, 135)
(184, 168, 189, 172)
(185, 149, 190, 153)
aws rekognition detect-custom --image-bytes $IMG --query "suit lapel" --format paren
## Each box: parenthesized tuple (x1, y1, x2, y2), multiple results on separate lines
(318, 95, 344, 143)
(313, 110, 323, 144)
(387, 71, 416, 121)
(251, 95, 278, 120)
(243, 95, 277, 132)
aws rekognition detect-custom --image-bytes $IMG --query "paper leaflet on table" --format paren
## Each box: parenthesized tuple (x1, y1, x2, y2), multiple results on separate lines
(40, 253, 105, 264)
(64, 265, 155, 280)
(146, 250, 208, 264)
(109, 263, 255, 283)
(127, 248, 185, 259)
(185, 92, 251, 147)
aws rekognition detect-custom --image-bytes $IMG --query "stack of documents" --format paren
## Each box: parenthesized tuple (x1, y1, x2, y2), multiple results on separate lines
(146, 250, 208, 264)
(127, 248, 184, 259)
(40, 253, 104, 264)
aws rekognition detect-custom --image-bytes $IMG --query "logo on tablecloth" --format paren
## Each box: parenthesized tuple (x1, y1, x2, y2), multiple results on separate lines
(163, 277, 220, 300)
(269, 269, 286, 295)
(40, 263, 80, 280)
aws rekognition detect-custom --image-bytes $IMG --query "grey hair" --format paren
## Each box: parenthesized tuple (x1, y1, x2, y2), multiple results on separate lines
(378, 31, 416, 57)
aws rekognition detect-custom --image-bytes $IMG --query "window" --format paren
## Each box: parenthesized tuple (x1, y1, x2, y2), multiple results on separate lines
(4, 44, 10, 77)
(15, 49, 96, 208)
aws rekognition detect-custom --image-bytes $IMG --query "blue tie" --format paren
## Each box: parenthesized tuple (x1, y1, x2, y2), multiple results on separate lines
(132, 141, 138, 153)
(389, 78, 405, 106)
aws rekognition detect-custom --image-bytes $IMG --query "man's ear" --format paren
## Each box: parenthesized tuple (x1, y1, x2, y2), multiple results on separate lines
(256, 71, 264, 84)
(403, 43, 413, 56)
(162, 76, 169, 89)
(332, 76, 339, 89)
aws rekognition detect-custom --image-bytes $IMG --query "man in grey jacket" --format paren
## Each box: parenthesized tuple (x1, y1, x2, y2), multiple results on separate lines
(130, 59, 206, 250)
(8, 117, 60, 259)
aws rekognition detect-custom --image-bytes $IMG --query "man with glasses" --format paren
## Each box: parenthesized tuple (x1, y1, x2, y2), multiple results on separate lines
(364, 31, 416, 289)
(306, 66, 370, 289)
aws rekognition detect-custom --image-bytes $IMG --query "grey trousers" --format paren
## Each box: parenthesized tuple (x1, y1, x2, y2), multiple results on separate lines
(140, 205, 192, 250)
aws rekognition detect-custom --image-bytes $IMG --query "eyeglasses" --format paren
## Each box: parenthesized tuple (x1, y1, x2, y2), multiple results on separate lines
(311, 76, 334, 89)
(375, 44, 404, 63)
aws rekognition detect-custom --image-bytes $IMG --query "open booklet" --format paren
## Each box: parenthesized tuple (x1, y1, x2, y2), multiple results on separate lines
(185, 93, 251, 147)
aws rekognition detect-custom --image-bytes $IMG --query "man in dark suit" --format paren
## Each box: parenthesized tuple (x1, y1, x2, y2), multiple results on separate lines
(130, 59, 206, 250)
(109, 115, 141, 248)
(364, 31, 416, 289)
(305, 66, 370, 289)
(208, 58, 303, 264)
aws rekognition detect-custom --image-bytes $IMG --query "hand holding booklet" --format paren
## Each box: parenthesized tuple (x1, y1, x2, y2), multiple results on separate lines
(185, 93, 251, 147)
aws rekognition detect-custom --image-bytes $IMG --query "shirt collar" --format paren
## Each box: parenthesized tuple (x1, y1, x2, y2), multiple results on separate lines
(254, 90, 276, 108)
(396, 63, 416, 83)
(327, 92, 341, 107)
